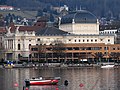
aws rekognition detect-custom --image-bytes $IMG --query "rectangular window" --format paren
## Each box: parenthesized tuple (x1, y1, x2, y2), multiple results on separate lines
(104, 52, 108, 55)
(32, 48, 38, 51)
(95, 39, 97, 42)
(112, 48, 115, 50)
(73, 47, 79, 50)
(69, 39, 71, 41)
(37, 38, 40, 41)
(100, 39, 103, 41)
(104, 47, 109, 50)
(117, 47, 120, 50)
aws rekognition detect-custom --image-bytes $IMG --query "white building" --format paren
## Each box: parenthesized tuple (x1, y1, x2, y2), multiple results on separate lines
(59, 5, 69, 12)
(52, 5, 69, 13)
(4, 26, 36, 60)
(0, 5, 14, 10)
(4, 10, 115, 60)
(99, 29, 117, 35)
(58, 10, 114, 44)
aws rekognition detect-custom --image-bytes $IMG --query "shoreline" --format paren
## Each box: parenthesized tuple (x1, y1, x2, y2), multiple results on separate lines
(1, 63, 120, 69)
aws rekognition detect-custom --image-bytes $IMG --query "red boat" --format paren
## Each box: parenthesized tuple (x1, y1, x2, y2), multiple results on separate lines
(25, 77, 60, 86)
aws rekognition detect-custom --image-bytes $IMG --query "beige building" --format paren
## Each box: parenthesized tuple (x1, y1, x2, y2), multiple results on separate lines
(3, 10, 118, 61)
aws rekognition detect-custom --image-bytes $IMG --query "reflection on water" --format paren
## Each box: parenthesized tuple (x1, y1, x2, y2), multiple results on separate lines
(28, 85, 58, 90)
(0, 67, 120, 90)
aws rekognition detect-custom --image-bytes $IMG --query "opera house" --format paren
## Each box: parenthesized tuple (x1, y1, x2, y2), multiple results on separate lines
(4, 10, 120, 63)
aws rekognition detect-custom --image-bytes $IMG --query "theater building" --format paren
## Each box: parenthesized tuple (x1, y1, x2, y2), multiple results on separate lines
(29, 10, 120, 62)
(3, 10, 120, 61)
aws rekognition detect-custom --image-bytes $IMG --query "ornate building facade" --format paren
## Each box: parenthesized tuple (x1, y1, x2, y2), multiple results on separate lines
(3, 10, 120, 61)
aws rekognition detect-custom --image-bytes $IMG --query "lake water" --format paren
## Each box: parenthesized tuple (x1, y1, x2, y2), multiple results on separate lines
(0, 66, 120, 90)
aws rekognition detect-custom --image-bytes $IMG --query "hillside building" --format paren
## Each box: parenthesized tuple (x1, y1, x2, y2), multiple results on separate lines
(0, 5, 14, 11)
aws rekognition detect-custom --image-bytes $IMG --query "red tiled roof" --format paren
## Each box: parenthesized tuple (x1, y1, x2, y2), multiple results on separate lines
(0, 27, 7, 33)
(10, 26, 43, 32)
(0, 5, 13, 8)
(9, 25, 45, 33)
(8, 21, 46, 33)
(0, 20, 47, 33)
(34, 22, 46, 27)
(19, 26, 42, 31)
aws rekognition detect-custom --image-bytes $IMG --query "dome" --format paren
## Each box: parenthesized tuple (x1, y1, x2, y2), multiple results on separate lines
(61, 10, 97, 24)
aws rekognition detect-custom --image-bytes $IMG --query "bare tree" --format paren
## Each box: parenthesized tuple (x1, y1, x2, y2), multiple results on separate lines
(110, 52, 120, 64)
(0, 46, 5, 62)
(51, 40, 65, 63)
(37, 42, 46, 63)
(92, 52, 103, 65)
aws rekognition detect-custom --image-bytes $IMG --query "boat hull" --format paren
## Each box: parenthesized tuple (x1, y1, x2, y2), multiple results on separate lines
(101, 65, 114, 68)
(29, 79, 59, 85)
(25, 78, 60, 86)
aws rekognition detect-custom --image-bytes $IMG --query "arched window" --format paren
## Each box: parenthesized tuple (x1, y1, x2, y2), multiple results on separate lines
(18, 54, 21, 58)
(29, 54, 32, 58)
(18, 44, 20, 50)
(29, 44, 31, 49)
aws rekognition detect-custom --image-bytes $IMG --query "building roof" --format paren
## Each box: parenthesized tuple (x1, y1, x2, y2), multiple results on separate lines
(61, 10, 97, 24)
(36, 16, 49, 22)
(36, 26, 68, 36)
(8, 22, 44, 33)
(9, 25, 42, 33)
(0, 27, 6, 33)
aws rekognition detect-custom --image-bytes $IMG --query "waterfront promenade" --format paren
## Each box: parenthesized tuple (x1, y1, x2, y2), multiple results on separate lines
(0, 61, 119, 69)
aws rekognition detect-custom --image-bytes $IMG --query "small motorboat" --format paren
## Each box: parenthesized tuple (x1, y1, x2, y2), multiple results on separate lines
(101, 64, 114, 68)
(25, 77, 60, 86)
